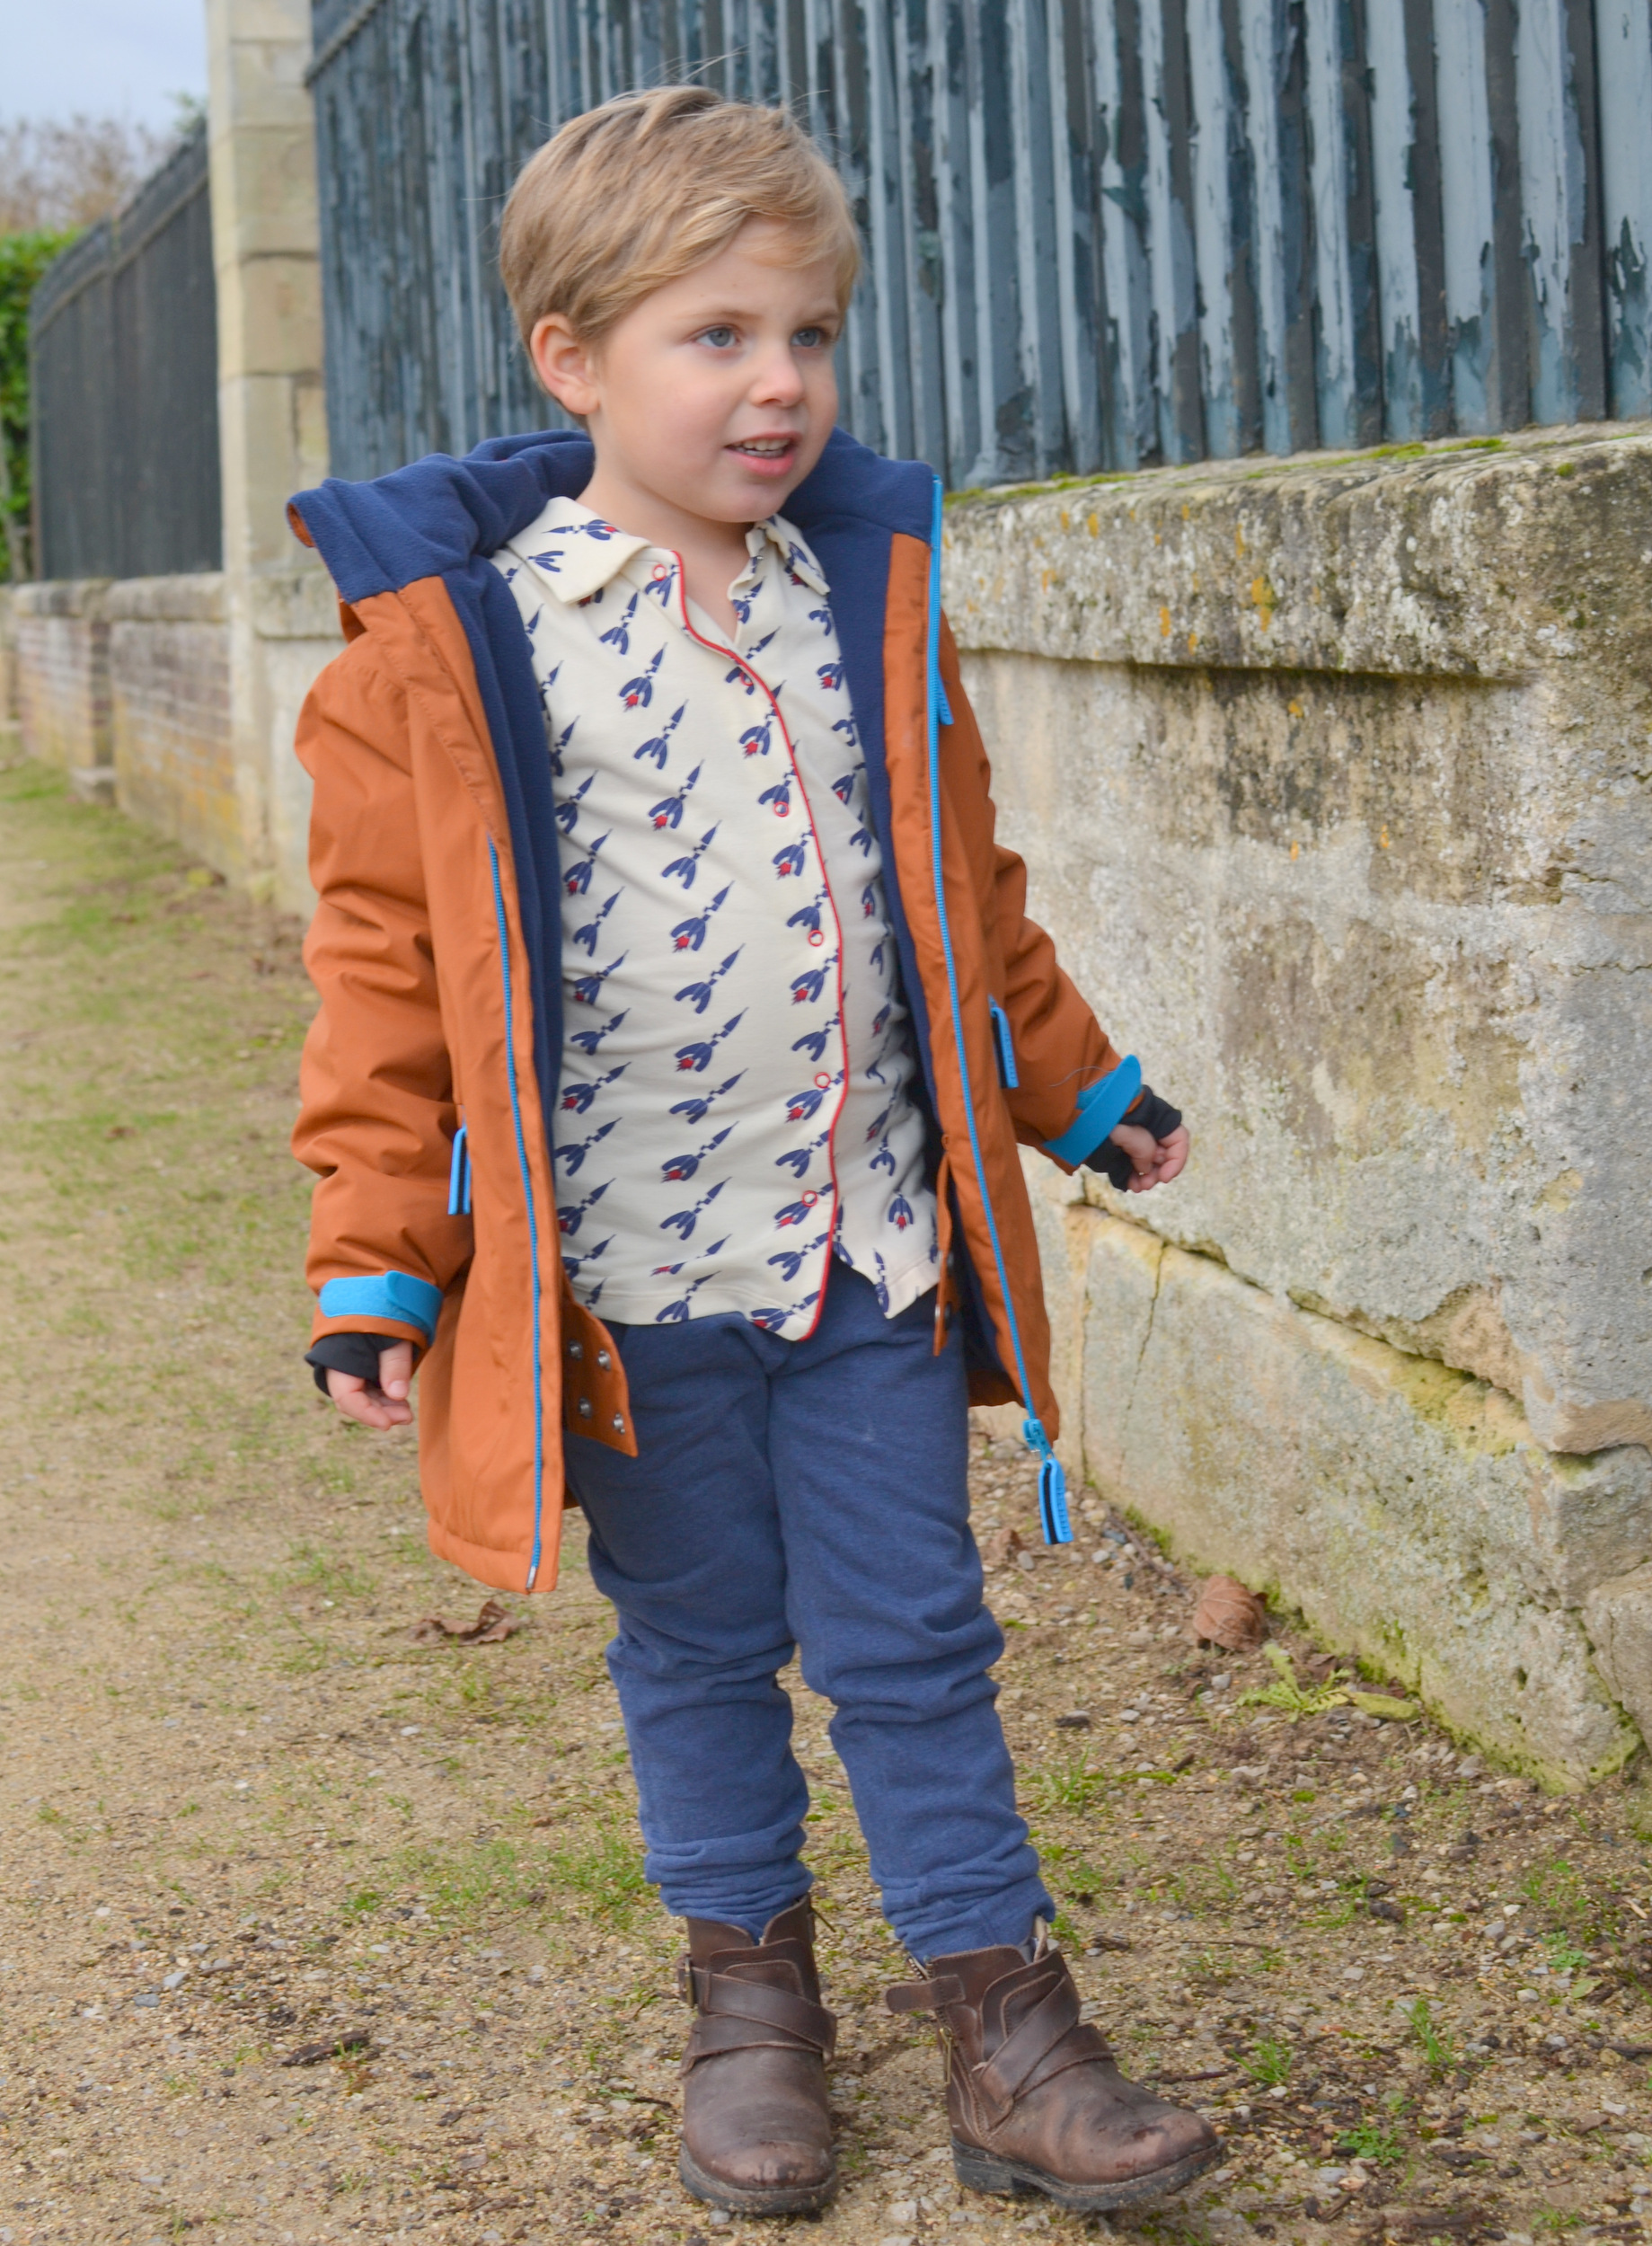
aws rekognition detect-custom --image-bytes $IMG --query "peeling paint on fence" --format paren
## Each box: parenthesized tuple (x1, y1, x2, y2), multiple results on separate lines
(307, 0, 1652, 485)
(30, 124, 221, 580)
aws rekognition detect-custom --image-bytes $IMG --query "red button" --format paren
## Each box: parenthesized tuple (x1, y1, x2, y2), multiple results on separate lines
(814, 1072, 832, 1089)
(808, 928, 825, 947)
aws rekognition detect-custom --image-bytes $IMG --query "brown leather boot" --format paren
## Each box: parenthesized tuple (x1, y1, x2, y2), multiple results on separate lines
(677, 1898, 838, 2215)
(887, 1938, 1220, 2212)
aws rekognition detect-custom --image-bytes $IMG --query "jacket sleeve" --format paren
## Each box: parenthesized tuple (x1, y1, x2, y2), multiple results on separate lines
(938, 614, 1141, 1167)
(292, 631, 473, 1355)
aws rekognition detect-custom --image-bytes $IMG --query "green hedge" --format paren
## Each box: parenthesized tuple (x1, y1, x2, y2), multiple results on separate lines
(1, 230, 76, 581)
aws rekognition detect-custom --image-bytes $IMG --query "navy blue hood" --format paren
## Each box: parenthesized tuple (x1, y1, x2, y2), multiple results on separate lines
(289, 423, 934, 606)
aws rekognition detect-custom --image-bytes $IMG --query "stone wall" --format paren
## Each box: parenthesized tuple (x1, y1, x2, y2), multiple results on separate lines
(6, 575, 243, 878)
(9, 580, 112, 780)
(108, 577, 236, 871)
(947, 422, 1652, 1788)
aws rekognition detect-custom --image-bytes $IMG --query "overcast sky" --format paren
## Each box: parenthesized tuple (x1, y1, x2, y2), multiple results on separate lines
(4, 0, 208, 131)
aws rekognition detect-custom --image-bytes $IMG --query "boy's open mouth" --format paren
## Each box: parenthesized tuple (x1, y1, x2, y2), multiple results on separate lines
(729, 436, 799, 466)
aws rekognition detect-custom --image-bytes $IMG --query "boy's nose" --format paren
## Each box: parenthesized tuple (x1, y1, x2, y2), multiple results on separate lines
(750, 348, 807, 404)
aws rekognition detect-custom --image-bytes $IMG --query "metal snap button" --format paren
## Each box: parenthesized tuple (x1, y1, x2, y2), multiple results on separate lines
(612, 1414, 625, 1433)
(577, 1396, 593, 1418)
(568, 1340, 583, 1360)
(596, 1348, 611, 1369)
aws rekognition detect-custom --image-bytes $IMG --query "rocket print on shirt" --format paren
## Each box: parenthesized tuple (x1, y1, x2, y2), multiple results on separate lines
(491, 500, 939, 1335)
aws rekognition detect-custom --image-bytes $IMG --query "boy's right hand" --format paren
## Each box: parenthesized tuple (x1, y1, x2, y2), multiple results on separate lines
(326, 1340, 415, 1429)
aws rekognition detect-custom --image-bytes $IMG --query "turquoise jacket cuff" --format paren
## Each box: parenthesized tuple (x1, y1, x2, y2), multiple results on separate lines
(1040, 1057, 1143, 1168)
(317, 1269, 444, 1344)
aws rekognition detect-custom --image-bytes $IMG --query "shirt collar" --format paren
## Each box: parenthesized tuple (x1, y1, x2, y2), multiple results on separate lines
(505, 496, 650, 604)
(736, 516, 831, 598)
(506, 497, 829, 606)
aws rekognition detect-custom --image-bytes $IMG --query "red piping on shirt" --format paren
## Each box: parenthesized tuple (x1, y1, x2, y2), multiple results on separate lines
(670, 552, 851, 1345)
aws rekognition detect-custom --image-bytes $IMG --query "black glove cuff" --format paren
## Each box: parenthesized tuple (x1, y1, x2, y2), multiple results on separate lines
(1080, 1083, 1183, 1189)
(306, 1332, 396, 1396)
(1129, 1087, 1183, 1141)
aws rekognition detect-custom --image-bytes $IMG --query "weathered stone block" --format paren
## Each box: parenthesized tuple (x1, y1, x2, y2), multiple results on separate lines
(947, 427, 1652, 1466)
(1583, 1568, 1652, 1751)
(1073, 1201, 1639, 1787)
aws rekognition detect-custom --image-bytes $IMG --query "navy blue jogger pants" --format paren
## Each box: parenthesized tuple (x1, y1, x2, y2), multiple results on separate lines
(561, 1262, 1054, 1960)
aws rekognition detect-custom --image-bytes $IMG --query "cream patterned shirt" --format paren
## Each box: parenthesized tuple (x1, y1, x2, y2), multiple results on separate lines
(490, 499, 939, 1336)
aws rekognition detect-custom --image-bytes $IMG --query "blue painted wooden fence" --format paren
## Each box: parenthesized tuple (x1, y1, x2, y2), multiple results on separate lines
(308, 0, 1652, 488)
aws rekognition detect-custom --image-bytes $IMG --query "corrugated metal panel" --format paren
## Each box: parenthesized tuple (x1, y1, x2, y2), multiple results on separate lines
(29, 125, 222, 580)
(309, 0, 1652, 487)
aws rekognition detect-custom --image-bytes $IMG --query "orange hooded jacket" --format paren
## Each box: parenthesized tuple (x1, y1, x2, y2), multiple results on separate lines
(287, 429, 1138, 1596)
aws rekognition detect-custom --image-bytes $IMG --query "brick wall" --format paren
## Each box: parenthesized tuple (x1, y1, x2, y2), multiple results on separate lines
(11, 579, 113, 772)
(10, 573, 243, 880)
(107, 577, 236, 873)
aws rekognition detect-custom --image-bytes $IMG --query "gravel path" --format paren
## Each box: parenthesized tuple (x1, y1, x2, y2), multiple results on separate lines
(2, 760, 1649, 2246)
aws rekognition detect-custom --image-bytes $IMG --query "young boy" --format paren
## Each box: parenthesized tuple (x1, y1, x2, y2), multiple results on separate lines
(288, 86, 1209, 2220)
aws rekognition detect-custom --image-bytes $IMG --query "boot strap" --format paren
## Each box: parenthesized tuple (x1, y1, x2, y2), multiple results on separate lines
(680, 1964, 837, 2062)
(974, 1970, 1110, 2124)
(885, 1959, 1113, 2127)
(885, 1973, 964, 2013)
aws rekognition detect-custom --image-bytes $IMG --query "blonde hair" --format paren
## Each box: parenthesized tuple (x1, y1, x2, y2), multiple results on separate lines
(499, 86, 861, 351)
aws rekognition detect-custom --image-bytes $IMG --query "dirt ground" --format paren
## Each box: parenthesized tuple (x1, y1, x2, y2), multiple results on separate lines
(2, 758, 1650, 2246)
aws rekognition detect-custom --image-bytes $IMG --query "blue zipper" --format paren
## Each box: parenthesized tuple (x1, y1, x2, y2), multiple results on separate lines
(925, 478, 1071, 1546)
(489, 841, 545, 1587)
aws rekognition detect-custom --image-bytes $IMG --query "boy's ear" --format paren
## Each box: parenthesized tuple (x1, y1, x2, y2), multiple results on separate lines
(531, 314, 601, 417)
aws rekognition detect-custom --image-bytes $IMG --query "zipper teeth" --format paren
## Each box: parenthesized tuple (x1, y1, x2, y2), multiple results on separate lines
(489, 841, 544, 1587)
(923, 478, 1040, 1425)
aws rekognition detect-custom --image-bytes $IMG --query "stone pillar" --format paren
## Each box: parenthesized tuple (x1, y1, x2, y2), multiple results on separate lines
(207, 0, 338, 911)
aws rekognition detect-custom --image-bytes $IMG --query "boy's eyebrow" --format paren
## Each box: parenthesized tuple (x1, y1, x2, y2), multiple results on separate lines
(685, 302, 844, 331)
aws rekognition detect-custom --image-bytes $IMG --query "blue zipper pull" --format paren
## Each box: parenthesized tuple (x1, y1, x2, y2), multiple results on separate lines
(446, 1122, 472, 1216)
(988, 998, 1020, 1089)
(936, 677, 954, 727)
(1024, 1415, 1073, 1544)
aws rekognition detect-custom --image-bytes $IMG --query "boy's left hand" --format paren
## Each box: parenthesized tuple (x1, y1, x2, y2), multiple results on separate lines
(1106, 1120, 1190, 1192)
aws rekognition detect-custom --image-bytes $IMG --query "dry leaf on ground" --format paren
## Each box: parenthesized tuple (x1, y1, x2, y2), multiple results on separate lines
(981, 1526, 1024, 1570)
(1190, 1573, 1267, 1650)
(408, 1597, 521, 1646)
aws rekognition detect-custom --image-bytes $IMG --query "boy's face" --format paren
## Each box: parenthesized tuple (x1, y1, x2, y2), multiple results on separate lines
(531, 219, 844, 526)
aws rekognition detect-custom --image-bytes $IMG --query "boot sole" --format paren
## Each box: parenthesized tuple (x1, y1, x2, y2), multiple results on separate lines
(678, 2146, 840, 2217)
(951, 2133, 1223, 2213)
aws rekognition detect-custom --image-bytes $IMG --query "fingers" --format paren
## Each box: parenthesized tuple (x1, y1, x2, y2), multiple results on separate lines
(1108, 1121, 1158, 1174)
(378, 1340, 415, 1402)
(1152, 1126, 1191, 1185)
(1108, 1120, 1191, 1194)
(325, 1365, 415, 1430)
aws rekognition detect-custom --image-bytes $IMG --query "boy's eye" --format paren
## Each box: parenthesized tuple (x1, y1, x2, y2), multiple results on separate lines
(793, 326, 830, 350)
(699, 325, 738, 349)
